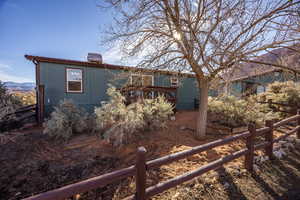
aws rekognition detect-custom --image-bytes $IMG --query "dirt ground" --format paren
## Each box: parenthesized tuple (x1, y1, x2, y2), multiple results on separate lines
(0, 111, 300, 200)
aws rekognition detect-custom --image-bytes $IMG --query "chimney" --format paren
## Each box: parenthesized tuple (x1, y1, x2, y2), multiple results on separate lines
(87, 53, 102, 63)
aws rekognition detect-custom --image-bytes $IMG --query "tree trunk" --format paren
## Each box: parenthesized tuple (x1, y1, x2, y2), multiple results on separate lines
(195, 79, 209, 139)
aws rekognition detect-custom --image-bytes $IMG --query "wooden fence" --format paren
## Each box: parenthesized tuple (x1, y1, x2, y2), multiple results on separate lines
(0, 104, 37, 132)
(258, 99, 299, 114)
(24, 111, 300, 200)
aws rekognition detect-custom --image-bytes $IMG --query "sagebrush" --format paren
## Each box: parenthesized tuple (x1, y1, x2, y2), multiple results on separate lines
(0, 81, 22, 133)
(255, 81, 300, 117)
(95, 86, 173, 146)
(44, 99, 89, 140)
(208, 95, 279, 128)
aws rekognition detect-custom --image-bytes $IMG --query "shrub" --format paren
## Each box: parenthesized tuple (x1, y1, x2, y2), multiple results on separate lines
(208, 95, 278, 128)
(43, 99, 88, 140)
(12, 91, 36, 105)
(142, 96, 174, 130)
(0, 82, 22, 132)
(255, 81, 300, 117)
(95, 86, 173, 146)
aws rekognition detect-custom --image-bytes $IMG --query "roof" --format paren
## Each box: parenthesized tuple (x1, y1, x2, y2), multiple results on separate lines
(25, 55, 196, 78)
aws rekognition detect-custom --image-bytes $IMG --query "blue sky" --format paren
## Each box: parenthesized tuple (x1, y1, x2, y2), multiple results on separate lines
(0, 0, 121, 83)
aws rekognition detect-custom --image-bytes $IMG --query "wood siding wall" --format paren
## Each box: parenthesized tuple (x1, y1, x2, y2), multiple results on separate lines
(39, 62, 199, 115)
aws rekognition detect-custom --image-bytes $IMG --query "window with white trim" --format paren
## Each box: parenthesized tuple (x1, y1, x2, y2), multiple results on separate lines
(256, 85, 265, 94)
(130, 74, 154, 98)
(66, 68, 83, 93)
(170, 77, 179, 87)
(130, 74, 153, 86)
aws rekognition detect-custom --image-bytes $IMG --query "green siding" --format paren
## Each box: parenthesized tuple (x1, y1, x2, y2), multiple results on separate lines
(230, 71, 292, 96)
(39, 62, 199, 115)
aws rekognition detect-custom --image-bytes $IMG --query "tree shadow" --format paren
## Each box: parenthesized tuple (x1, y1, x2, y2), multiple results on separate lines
(250, 171, 281, 199)
(216, 166, 248, 200)
(249, 147, 300, 200)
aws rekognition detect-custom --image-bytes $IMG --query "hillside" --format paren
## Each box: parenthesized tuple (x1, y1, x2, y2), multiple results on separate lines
(4, 82, 35, 92)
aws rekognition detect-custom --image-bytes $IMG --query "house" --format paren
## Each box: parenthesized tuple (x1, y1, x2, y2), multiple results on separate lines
(25, 54, 199, 122)
(224, 47, 300, 96)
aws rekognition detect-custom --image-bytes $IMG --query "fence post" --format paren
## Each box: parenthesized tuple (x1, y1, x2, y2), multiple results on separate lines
(245, 123, 256, 172)
(136, 146, 147, 200)
(267, 99, 272, 107)
(265, 120, 274, 160)
(297, 110, 300, 139)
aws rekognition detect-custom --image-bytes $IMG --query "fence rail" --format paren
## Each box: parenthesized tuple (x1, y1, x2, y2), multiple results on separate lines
(0, 104, 37, 132)
(259, 99, 299, 114)
(24, 110, 300, 200)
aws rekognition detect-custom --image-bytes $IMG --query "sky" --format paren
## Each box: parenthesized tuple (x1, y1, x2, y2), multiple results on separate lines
(0, 0, 122, 83)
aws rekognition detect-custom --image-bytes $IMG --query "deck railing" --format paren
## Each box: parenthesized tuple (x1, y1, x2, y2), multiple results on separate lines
(119, 85, 177, 107)
(24, 111, 300, 200)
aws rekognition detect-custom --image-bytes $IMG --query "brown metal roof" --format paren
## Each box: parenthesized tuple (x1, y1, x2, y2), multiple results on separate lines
(25, 55, 196, 78)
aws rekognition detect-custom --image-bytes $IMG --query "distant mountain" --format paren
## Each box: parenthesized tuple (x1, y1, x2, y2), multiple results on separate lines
(4, 82, 35, 92)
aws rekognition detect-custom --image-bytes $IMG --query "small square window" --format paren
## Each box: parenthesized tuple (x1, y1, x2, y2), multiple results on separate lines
(170, 77, 179, 87)
(66, 68, 83, 93)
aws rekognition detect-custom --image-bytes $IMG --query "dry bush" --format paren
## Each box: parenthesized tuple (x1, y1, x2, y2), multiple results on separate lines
(12, 91, 36, 105)
(208, 95, 279, 128)
(0, 82, 22, 133)
(257, 81, 300, 105)
(95, 86, 173, 146)
(254, 81, 300, 117)
(43, 99, 89, 140)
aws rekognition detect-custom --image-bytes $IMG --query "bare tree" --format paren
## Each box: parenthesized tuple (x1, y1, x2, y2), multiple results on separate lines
(101, 0, 300, 139)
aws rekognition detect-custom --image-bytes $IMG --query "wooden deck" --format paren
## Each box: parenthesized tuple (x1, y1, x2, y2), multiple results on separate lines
(119, 85, 177, 107)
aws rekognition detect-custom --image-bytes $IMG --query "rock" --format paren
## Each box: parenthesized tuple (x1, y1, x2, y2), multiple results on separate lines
(278, 140, 287, 146)
(286, 137, 295, 143)
(274, 150, 284, 159)
(223, 182, 230, 189)
(253, 164, 260, 173)
(285, 142, 294, 149)
(15, 192, 21, 196)
(273, 143, 281, 150)
(261, 156, 269, 162)
(241, 169, 248, 175)
(254, 156, 268, 164)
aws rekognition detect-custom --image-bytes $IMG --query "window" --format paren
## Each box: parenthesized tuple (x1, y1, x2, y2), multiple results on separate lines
(142, 75, 153, 86)
(256, 85, 265, 94)
(131, 74, 143, 86)
(66, 68, 83, 93)
(170, 77, 179, 87)
(130, 74, 154, 98)
(130, 74, 153, 86)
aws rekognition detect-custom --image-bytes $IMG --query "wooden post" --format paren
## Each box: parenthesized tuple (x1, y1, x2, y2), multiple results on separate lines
(268, 99, 273, 110)
(297, 110, 300, 139)
(245, 123, 256, 172)
(265, 120, 274, 159)
(136, 147, 147, 200)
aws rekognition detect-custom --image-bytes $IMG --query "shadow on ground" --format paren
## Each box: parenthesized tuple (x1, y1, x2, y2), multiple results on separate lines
(153, 146, 300, 200)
